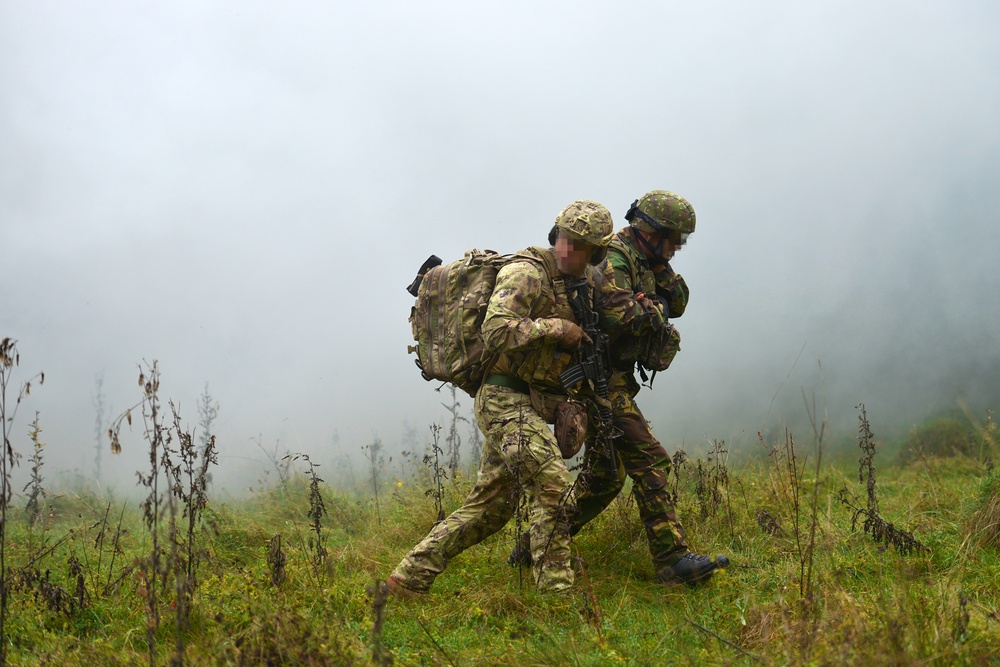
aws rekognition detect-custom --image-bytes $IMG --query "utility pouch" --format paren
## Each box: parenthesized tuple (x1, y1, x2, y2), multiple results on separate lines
(554, 401, 588, 459)
(528, 385, 561, 423)
(528, 386, 587, 457)
(637, 324, 681, 372)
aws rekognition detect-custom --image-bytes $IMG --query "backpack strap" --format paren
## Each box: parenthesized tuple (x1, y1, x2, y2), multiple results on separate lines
(511, 246, 568, 310)
(609, 234, 643, 292)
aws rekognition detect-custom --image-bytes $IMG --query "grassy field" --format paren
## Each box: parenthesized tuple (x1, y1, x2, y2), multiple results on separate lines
(1, 408, 998, 667)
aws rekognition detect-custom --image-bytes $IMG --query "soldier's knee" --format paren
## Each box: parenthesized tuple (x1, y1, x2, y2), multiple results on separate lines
(634, 468, 668, 495)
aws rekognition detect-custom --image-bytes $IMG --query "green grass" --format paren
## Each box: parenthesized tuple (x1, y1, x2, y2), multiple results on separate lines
(3, 445, 1000, 666)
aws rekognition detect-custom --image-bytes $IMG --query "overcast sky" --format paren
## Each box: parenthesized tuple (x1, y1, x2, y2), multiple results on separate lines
(2, 1, 998, 494)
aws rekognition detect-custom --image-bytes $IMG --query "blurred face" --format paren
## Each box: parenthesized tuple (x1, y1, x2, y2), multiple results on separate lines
(554, 232, 596, 276)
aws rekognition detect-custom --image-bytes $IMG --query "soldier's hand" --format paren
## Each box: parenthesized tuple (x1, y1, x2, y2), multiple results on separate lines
(638, 295, 662, 312)
(557, 320, 592, 350)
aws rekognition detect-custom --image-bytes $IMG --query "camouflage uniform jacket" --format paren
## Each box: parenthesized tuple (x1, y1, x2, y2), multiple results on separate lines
(606, 229, 689, 374)
(482, 246, 666, 395)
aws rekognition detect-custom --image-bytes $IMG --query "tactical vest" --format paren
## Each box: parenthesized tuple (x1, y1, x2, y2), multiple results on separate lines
(488, 246, 598, 394)
(606, 233, 680, 376)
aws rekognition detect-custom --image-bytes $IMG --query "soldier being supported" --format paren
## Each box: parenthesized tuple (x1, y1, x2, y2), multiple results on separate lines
(510, 190, 729, 585)
(387, 200, 666, 596)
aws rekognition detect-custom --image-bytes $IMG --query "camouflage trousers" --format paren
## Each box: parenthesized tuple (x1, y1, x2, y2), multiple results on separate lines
(391, 383, 576, 592)
(574, 375, 689, 569)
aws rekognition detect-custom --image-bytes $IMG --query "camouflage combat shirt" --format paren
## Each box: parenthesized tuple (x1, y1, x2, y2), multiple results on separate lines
(482, 245, 666, 393)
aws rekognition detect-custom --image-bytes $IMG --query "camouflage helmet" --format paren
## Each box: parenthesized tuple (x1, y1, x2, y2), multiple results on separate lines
(625, 190, 696, 236)
(553, 200, 615, 248)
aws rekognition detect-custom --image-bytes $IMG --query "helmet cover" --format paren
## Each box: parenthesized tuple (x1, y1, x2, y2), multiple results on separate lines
(554, 200, 615, 247)
(625, 190, 696, 235)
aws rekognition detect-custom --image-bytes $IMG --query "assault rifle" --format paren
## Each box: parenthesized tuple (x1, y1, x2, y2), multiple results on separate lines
(559, 277, 619, 467)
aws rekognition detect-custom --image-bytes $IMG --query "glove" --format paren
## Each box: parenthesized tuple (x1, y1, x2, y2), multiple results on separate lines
(556, 320, 592, 351)
(637, 295, 664, 314)
(633, 292, 667, 323)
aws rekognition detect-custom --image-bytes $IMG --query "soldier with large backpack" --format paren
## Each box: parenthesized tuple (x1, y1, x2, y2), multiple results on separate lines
(509, 190, 730, 585)
(387, 200, 668, 596)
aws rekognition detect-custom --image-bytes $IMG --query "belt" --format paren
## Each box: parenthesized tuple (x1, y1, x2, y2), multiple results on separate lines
(483, 374, 530, 394)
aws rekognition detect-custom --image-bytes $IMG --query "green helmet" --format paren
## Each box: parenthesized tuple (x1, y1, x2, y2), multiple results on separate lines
(553, 200, 615, 247)
(625, 190, 696, 236)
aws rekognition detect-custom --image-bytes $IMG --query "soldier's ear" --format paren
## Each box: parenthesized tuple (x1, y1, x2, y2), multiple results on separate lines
(548, 225, 558, 246)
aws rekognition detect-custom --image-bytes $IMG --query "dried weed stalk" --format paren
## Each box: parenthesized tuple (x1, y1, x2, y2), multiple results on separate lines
(424, 423, 447, 523)
(0, 338, 44, 667)
(362, 437, 387, 526)
(369, 579, 393, 667)
(442, 385, 467, 479)
(837, 404, 928, 556)
(163, 401, 218, 665)
(14, 564, 82, 617)
(108, 361, 220, 666)
(23, 412, 46, 524)
(267, 533, 287, 587)
(669, 448, 688, 506)
(94, 501, 133, 596)
(196, 383, 219, 461)
(575, 556, 604, 642)
(110, 361, 167, 665)
(92, 372, 109, 482)
(694, 440, 730, 523)
(296, 453, 328, 571)
(252, 434, 292, 494)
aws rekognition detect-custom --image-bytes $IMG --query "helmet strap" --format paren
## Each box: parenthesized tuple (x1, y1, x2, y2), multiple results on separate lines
(631, 227, 671, 267)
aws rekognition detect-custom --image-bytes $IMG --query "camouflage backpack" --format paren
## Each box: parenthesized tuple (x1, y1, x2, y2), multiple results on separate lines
(405, 248, 555, 397)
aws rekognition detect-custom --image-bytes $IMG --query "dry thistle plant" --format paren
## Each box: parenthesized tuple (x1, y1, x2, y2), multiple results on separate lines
(442, 384, 467, 479)
(106, 363, 222, 667)
(694, 440, 729, 521)
(837, 404, 927, 556)
(784, 430, 823, 605)
(0, 338, 44, 667)
(162, 401, 219, 662)
(298, 453, 328, 572)
(423, 423, 447, 523)
(669, 448, 688, 506)
(23, 412, 46, 525)
(13, 565, 80, 617)
(115, 361, 168, 666)
(165, 491, 189, 666)
(196, 383, 219, 462)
